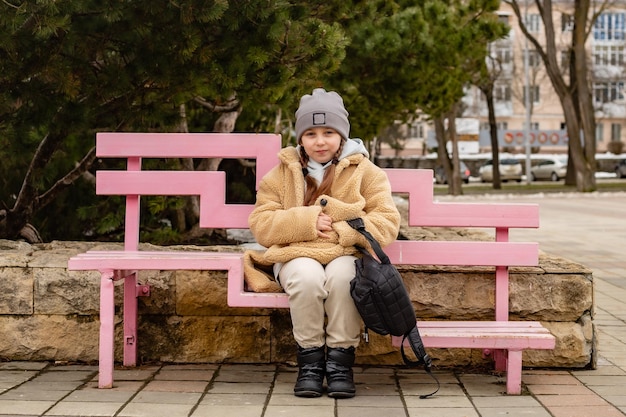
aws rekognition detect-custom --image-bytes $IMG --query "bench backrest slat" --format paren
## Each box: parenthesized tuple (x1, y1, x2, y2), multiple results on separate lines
(383, 169, 539, 228)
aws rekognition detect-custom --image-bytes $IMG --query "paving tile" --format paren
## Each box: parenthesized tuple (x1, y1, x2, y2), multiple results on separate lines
(130, 391, 202, 404)
(11, 381, 85, 392)
(355, 383, 399, 396)
(0, 389, 68, 401)
(0, 371, 38, 383)
(214, 369, 274, 383)
(208, 382, 270, 394)
(354, 372, 397, 385)
(407, 408, 480, 417)
(0, 362, 49, 371)
(32, 371, 94, 382)
(547, 405, 626, 417)
(153, 370, 213, 381)
(264, 405, 335, 417)
(112, 368, 160, 381)
(522, 374, 583, 385)
(404, 393, 473, 408)
(526, 384, 596, 395)
(478, 408, 552, 417)
(117, 402, 195, 417)
(401, 382, 464, 396)
(535, 394, 609, 407)
(574, 375, 626, 386)
(82, 380, 144, 391)
(44, 401, 123, 416)
(472, 395, 544, 408)
(161, 364, 218, 371)
(604, 396, 626, 407)
(64, 388, 135, 403)
(142, 380, 208, 393)
(590, 385, 626, 396)
(191, 404, 264, 417)
(0, 400, 55, 415)
(198, 393, 267, 406)
(337, 407, 407, 417)
(335, 394, 404, 408)
(268, 393, 334, 407)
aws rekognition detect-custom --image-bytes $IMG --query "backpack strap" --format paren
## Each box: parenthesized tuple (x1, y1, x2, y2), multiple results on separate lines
(401, 327, 440, 398)
(347, 218, 391, 264)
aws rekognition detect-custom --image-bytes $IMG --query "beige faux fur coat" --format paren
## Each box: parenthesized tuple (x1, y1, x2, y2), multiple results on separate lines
(244, 145, 401, 293)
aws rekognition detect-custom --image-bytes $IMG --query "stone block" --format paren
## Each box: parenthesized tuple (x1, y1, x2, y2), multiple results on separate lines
(35, 268, 100, 315)
(137, 315, 272, 363)
(0, 267, 33, 315)
(0, 239, 32, 267)
(0, 315, 99, 361)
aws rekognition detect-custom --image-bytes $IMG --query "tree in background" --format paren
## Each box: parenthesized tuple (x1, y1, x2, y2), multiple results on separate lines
(332, 0, 507, 195)
(505, 0, 599, 192)
(0, 0, 352, 241)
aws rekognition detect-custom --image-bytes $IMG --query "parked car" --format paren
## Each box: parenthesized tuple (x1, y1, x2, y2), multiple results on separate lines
(479, 158, 523, 182)
(434, 161, 471, 184)
(616, 159, 626, 178)
(530, 156, 568, 181)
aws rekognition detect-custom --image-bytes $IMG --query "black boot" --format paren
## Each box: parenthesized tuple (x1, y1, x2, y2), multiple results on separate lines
(294, 346, 326, 397)
(326, 347, 356, 398)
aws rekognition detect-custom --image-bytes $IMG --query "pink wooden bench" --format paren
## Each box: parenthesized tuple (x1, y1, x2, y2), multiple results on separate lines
(68, 132, 555, 394)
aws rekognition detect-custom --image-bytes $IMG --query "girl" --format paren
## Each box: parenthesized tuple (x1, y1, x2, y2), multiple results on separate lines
(247, 88, 400, 398)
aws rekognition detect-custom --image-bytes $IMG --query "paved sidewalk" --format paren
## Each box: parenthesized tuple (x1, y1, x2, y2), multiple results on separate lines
(1, 192, 625, 417)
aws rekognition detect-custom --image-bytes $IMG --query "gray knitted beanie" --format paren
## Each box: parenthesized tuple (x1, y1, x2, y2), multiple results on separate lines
(295, 88, 350, 141)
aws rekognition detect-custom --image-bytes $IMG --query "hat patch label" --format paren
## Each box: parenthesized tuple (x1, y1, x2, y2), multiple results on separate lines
(312, 113, 326, 125)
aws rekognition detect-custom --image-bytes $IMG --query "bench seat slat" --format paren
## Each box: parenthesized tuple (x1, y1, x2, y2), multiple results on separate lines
(394, 321, 556, 350)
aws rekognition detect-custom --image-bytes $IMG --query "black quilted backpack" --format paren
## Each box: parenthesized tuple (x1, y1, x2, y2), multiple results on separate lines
(347, 218, 439, 398)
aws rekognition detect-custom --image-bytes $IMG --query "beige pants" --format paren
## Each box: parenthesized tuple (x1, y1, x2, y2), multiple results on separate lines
(278, 256, 361, 349)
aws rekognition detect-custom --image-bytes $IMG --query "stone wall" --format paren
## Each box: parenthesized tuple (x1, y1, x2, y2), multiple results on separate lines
(0, 239, 595, 370)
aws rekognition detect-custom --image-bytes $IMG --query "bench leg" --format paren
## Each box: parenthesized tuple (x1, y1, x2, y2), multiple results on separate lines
(494, 349, 507, 372)
(99, 271, 115, 389)
(506, 350, 523, 395)
(123, 273, 138, 367)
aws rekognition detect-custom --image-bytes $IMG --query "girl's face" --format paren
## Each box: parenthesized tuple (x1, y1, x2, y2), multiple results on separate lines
(300, 127, 342, 164)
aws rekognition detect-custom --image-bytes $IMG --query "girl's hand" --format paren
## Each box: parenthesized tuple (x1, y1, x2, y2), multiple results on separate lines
(316, 212, 333, 238)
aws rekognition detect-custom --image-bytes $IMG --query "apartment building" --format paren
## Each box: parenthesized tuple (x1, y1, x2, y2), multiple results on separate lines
(472, 1, 625, 153)
(389, 1, 625, 156)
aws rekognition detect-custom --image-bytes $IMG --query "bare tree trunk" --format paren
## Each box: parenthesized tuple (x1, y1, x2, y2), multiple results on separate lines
(573, 0, 597, 191)
(446, 106, 463, 196)
(484, 87, 502, 190)
(176, 103, 200, 230)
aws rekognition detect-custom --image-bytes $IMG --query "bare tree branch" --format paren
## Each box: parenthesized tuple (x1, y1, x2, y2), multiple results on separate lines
(37, 146, 97, 209)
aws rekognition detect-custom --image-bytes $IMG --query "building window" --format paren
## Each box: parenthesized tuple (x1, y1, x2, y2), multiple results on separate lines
(493, 45, 512, 64)
(497, 122, 508, 130)
(560, 50, 571, 70)
(596, 123, 604, 142)
(562, 14, 574, 32)
(409, 123, 424, 139)
(525, 14, 541, 33)
(593, 44, 625, 66)
(593, 13, 626, 41)
(611, 123, 622, 141)
(525, 49, 541, 67)
(494, 84, 512, 102)
(523, 86, 541, 104)
(593, 81, 625, 104)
